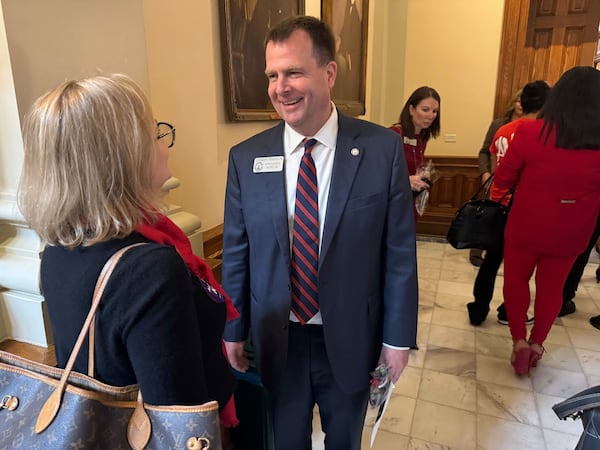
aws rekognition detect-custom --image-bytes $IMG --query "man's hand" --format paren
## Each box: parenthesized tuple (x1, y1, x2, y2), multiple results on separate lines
(377, 346, 409, 384)
(224, 341, 249, 372)
(481, 172, 491, 184)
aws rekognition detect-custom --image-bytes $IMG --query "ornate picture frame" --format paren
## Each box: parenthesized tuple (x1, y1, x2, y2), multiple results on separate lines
(322, 0, 369, 117)
(219, 0, 305, 121)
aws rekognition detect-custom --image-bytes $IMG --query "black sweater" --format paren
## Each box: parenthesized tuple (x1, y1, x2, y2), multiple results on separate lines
(41, 233, 234, 407)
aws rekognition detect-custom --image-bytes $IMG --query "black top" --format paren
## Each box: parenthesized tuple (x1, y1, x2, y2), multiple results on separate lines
(41, 233, 234, 407)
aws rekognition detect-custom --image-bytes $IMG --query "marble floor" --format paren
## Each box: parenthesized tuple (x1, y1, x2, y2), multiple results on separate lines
(312, 239, 600, 450)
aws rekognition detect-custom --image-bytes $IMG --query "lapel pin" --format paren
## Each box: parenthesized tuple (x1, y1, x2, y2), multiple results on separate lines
(351, 148, 360, 156)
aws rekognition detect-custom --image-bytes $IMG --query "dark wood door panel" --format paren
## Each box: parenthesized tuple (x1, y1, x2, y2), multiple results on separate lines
(495, 0, 600, 118)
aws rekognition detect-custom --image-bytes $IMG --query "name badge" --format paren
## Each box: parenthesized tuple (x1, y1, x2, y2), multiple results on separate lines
(403, 136, 417, 146)
(253, 156, 284, 173)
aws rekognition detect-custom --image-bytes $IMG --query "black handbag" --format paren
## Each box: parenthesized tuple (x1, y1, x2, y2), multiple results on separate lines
(0, 244, 221, 450)
(446, 176, 514, 250)
(553, 385, 600, 450)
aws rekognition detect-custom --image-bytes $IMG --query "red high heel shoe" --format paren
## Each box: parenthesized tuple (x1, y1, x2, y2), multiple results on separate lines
(511, 346, 532, 376)
(529, 343, 545, 368)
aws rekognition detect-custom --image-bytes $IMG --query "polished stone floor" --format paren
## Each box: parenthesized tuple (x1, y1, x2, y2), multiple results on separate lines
(312, 240, 600, 450)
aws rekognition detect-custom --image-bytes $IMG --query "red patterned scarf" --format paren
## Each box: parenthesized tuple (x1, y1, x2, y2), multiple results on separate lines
(136, 213, 239, 427)
(136, 214, 238, 320)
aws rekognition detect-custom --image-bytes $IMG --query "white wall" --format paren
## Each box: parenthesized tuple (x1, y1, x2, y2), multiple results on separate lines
(143, 1, 265, 230)
(403, 0, 505, 157)
(3, 0, 150, 121)
(0, 0, 186, 345)
(0, 1, 22, 194)
(367, 0, 409, 126)
(143, 0, 322, 229)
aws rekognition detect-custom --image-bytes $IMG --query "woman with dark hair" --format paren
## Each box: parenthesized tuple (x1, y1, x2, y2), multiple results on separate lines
(493, 66, 600, 376)
(467, 80, 550, 327)
(390, 86, 441, 219)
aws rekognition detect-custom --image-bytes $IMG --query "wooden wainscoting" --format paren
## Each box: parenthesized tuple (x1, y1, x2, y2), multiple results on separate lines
(416, 156, 480, 237)
(202, 224, 224, 283)
(0, 340, 56, 365)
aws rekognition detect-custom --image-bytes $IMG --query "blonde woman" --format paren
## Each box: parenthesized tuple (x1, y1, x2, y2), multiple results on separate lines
(18, 73, 238, 425)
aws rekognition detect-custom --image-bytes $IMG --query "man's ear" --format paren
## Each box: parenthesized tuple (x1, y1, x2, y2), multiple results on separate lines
(326, 61, 338, 88)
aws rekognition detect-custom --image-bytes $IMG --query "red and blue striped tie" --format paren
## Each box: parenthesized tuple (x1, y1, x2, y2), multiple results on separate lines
(291, 138, 319, 324)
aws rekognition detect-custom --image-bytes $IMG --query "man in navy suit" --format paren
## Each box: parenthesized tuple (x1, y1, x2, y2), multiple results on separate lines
(222, 16, 418, 449)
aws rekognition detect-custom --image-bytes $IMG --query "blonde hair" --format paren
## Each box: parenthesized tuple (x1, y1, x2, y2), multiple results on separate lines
(503, 88, 523, 120)
(18, 73, 163, 248)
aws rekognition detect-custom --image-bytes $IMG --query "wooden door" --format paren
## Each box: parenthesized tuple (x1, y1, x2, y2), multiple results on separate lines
(494, 0, 600, 117)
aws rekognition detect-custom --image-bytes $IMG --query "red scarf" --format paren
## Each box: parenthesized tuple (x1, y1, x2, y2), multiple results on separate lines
(136, 214, 238, 320)
(136, 213, 239, 427)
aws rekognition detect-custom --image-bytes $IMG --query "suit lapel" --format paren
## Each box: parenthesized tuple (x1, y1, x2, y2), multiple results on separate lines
(262, 123, 292, 265)
(320, 116, 363, 265)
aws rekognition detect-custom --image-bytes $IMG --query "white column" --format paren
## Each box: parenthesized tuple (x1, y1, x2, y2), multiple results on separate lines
(0, 3, 49, 345)
(0, 3, 203, 347)
(163, 178, 204, 258)
(0, 197, 48, 345)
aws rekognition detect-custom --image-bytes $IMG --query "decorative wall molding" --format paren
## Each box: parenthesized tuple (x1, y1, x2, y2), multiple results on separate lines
(0, 290, 50, 346)
(0, 192, 46, 345)
(0, 179, 203, 347)
(0, 193, 44, 294)
(0, 193, 25, 225)
(163, 177, 203, 257)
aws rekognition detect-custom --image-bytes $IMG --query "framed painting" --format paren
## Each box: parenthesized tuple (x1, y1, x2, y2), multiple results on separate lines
(322, 0, 369, 117)
(219, 0, 305, 121)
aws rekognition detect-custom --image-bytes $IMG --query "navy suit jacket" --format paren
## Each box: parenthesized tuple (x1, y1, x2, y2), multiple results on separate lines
(222, 113, 418, 393)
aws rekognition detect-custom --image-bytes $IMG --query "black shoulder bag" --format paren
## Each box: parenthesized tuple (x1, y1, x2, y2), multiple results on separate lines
(446, 175, 514, 250)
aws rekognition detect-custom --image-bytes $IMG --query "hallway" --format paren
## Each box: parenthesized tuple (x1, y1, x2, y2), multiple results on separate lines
(314, 239, 600, 449)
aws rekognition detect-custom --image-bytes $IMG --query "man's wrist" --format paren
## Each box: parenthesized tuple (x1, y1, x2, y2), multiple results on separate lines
(383, 342, 410, 350)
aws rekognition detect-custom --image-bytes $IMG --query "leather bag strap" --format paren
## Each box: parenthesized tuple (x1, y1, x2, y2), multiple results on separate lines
(471, 174, 516, 208)
(553, 385, 600, 419)
(495, 181, 516, 207)
(470, 175, 494, 201)
(35, 243, 146, 433)
(88, 309, 96, 377)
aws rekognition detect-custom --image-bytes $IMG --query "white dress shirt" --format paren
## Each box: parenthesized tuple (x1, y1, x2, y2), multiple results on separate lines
(285, 107, 338, 324)
(283, 107, 409, 351)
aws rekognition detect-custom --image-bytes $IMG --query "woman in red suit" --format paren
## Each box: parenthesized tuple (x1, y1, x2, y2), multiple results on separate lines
(494, 66, 600, 376)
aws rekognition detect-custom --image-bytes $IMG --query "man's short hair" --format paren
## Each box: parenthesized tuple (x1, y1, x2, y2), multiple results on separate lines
(265, 16, 336, 66)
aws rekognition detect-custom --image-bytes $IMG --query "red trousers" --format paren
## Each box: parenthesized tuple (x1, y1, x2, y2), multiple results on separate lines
(503, 244, 577, 344)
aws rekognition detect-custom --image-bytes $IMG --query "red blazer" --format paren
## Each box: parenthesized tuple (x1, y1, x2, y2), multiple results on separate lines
(494, 119, 600, 256)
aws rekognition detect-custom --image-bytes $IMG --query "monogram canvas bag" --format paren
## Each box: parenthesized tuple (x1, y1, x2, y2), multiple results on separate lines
(0, 244, 221, 449)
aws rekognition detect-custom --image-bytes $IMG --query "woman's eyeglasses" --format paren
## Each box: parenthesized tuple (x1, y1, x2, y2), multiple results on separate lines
(157, 122, 176, 148)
